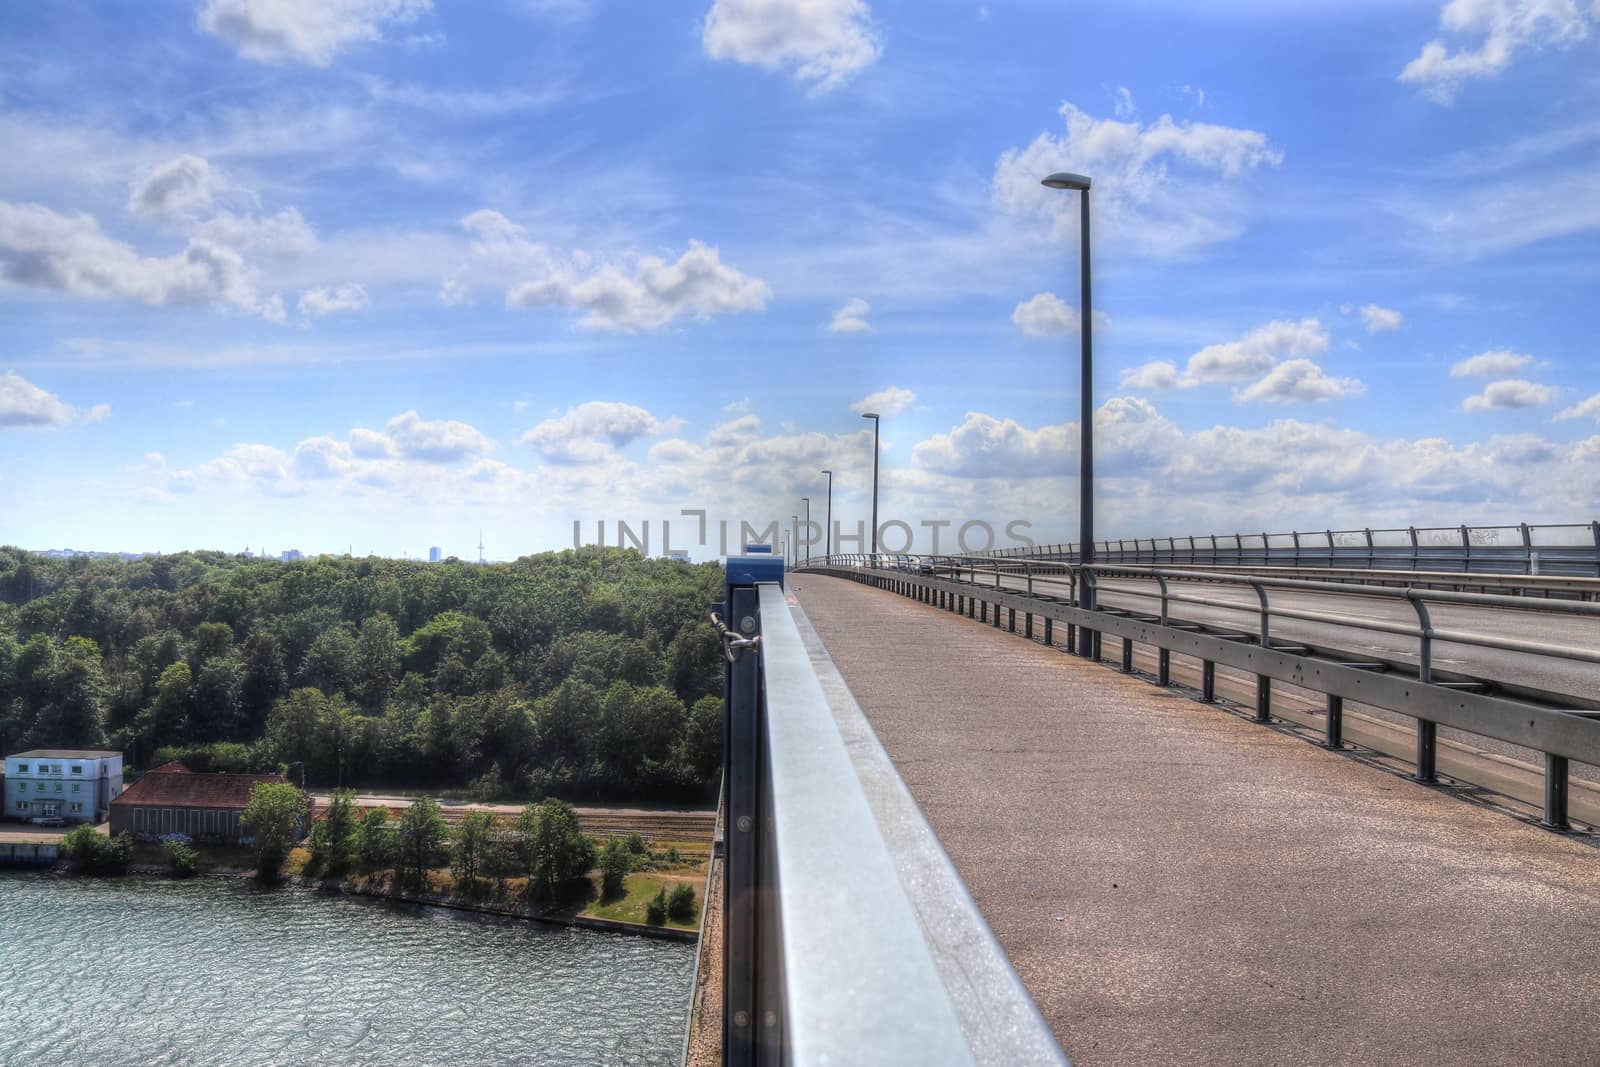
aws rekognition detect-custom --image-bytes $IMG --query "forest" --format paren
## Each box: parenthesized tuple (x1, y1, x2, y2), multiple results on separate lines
(0, 546, 726, 802)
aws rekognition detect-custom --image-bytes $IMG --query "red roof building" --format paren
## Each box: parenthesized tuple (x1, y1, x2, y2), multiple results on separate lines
(109, 765, 309, 845)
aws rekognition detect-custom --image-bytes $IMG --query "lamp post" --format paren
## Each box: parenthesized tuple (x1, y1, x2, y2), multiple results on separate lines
(1041, 171, 1096, 659)
(792, 515, 799, 568)
(820, 469, 833, 560)
(801, 497, 811, 564)
(860, 412, 880, 559)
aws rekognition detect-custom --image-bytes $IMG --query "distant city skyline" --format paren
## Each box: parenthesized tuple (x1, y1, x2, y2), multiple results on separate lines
(2, 1, 1597, 556)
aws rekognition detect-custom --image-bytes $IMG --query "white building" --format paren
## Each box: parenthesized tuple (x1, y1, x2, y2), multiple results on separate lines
(4, 749, 124, 825)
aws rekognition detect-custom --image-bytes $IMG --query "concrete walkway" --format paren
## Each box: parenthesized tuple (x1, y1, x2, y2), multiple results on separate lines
(791, 575, 1600, 1067)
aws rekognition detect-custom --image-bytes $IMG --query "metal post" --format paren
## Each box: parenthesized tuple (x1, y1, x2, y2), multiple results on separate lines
(1201, 661, 1216, 702)
(802, 498, 811, 565)
(1121, 637, 1133, 673)
(1411, 592, 1438, 783)
(722, 585, 762, 1063)
(1325, 695, 1343, 749)
(1544, 754, 1570, 830)
(1043, 618, 1052, 646)
(821, 469, 833, 558)
(1250, 579, 1271, 722)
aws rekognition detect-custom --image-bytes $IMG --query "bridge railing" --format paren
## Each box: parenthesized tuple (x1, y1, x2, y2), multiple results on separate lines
(712, 569, 1068, 1066)
(799, 554, 1600, 831)
(984, 521, 1600, 577)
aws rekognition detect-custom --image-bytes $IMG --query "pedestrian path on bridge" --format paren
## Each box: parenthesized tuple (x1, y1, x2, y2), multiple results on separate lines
(790, 574, 1600, 1066)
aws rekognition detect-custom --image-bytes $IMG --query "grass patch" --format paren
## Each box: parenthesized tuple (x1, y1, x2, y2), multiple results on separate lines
(583, 872, 702, 930)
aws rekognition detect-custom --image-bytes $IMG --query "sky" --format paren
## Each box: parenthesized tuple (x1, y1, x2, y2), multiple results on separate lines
(2, 0, 1598, 560)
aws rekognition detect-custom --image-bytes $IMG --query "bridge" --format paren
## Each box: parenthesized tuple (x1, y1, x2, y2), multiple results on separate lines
(685, 539, 1600, 1066)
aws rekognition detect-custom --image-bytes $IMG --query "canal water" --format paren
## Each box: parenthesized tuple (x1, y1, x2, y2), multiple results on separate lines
(0, 873, 695, 1065)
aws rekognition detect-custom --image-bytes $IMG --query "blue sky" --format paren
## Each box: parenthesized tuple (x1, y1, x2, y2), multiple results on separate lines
(2, 0, 1597, 558)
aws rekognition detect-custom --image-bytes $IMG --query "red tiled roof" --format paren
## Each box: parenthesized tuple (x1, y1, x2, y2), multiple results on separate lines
(150, 760, 191, 774)
(112, 770, 291, 809)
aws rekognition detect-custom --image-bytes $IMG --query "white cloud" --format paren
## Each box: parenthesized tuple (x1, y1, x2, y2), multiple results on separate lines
(194, 208, 317, 257)
(360, 76, 562, 117)
(522, 401, 677, 463)
(702, 0, 881, 92)
(1122, 318, 1330, 390)
(0, 201, 284, 320)
(1235, 358, 1366, 404)
(198, 0, 434, 66)
(1555, 392, 1600, 422)
(1011, 291, 1077, 336)
(851, 387, 915, 417)
(348, 427, 395, 458)
(85, 403, 111, 423)
(1450, 349, 1534, 377)
(1462, 378, 1556, 410)
(827, 297, 872, 333)
(0, 372, 73, 428)
(127, 155, 224, 222)
(1399, 0, 1596, 103)
(505, 239, 771, 332)
(383, 410, 493, 462)
(1112, 85, 1138, 120)
(1360, 304, 1403, 333)
(298, 282, 370, 318)
(993, 101, 1282, 258)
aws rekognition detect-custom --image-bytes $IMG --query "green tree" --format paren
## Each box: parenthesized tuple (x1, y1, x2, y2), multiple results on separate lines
(521, 798, 595, 903)
(190, 654, 245, 741)
(450, 810, 496, 897)
(599, 836, 631, 900)
(356, 806, 395, 871)
(645, 886, 668, 925)
(395, 796, 447, 893)
(301, 626, 358, 696)
(62, 826, 133, 875)
(354, 613, 401, 710)
(242, 781, 306, 881)
(309, 789, 358, 877)
(667, 883, 697, 922)
(163, 837, 199, 878)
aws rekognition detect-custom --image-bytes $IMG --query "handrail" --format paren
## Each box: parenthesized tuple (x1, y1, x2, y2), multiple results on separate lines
(716, 573, 1068, 1065)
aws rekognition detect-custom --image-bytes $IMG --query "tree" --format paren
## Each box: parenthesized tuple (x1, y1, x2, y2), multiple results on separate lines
(242, 782, 306, 881)
(599, 836, 631, 900)
(521, 798, 595, 903)
(309, 789, 358, 877)
(354, 613, 401, 710)
(450, 810, 496, 897)
(667, 883, 696, 922)
(163, 837, 199, 878)
(190, 654, 245, 742)
(645, 886, 668, 925)
(356, 806, 395, 872)
(62, 825, 133, 875)
(395, 796, 447, 893)
(301, 626, 358, 696)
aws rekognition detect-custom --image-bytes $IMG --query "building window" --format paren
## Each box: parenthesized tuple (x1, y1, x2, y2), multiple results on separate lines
(72, 766, 83, 774)
(72, 784, 81, 793)
(70, 803, 82, 813)
(14, 801, 25, 811)
(16, 765, 27, 773)
(55, 783, 63, 792)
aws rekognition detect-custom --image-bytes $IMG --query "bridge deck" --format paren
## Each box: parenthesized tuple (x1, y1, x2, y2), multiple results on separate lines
(791, 574, 1600, 1067)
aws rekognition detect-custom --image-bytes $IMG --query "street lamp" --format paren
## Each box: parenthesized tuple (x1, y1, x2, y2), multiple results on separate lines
(860, 412, 880, 559)
(792, 514, 799, 568)
(801, 497, 811, 564)
(1041, 171, 1097, 659)
(820, 469, 834, 559)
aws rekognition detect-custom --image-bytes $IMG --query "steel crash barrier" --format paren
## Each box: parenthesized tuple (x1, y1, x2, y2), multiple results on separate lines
(709, 550, 1069, 1067)
(987, 521, 1600, 580)
(799, 554, 1600, 832)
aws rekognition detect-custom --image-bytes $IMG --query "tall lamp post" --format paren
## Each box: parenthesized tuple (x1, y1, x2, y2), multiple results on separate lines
(791, 514, 799, 568)
(860, 412, 880, 559)
(801, 497, 811, 564)
(820, 469, 833, 560)
(1041, 171, 1096, 659)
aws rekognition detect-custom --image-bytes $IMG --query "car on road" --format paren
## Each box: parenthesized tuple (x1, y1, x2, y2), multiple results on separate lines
(29, 816, 66, 827)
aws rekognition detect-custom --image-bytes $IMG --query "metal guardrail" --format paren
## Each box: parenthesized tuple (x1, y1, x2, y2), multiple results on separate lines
(988, 521, 1600, 577)
(713, 569, 1068, 1066)
(799, 554, 1600, 831)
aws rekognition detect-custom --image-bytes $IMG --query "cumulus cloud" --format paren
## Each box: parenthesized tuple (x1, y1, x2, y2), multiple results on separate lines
(1359, 304, 1403, 333)
(827, 297, 872, 333)
(851, 387, 915, 417)
(522, 401, 678, 463)
(1462, 378, 1556, 411)
(0, 201, 285, 320)
(1011, 291, 1077, 336)
(994, 101, 1282, 258)
(0, 372, 74, 429)
(85, 403, 111, 423)
(383, 410, 494, 462)
(298, 282, 370, 318)
(1122, 318, 1330, 391)
(505, 238, 771, 332)
(194, 208, 317, 257)
(1399, 0, 1596, 103)
(1554, 392, 1600, 422)
(702, 0, 881, 92)
(1450, 349, 1534, 377)
(127, 155, 224, 222)
(198, 0, 434, 66)
(1235, 359, 1366, 404)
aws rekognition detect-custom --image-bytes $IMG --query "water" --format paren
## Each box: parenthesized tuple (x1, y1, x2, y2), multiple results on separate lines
(0, 873, 695, 1066)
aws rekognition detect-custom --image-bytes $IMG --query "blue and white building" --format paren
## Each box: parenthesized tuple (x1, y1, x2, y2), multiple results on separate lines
(3, 750, 124, 825)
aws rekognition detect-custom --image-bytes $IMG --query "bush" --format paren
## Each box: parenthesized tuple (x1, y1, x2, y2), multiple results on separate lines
(645, 886, 668, 925)
(62, 826, 133, 875)
(162, 836, 198, 878)
(667, 884, 696, 922)
(624, 832, 647, 855)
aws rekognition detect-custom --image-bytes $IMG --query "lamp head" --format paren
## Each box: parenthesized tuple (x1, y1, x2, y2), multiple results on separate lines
(860, 411, 879, 420)
(1041, 172, 1092, 191)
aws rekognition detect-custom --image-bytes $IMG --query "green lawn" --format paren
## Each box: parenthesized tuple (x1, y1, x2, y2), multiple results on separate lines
(583, 872, 702, 930)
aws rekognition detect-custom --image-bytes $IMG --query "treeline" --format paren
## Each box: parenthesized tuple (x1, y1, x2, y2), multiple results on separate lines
(0, 547, 725, 801)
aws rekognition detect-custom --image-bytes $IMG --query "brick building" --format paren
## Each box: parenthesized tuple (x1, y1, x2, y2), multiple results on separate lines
(109, 762, 309, 845)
